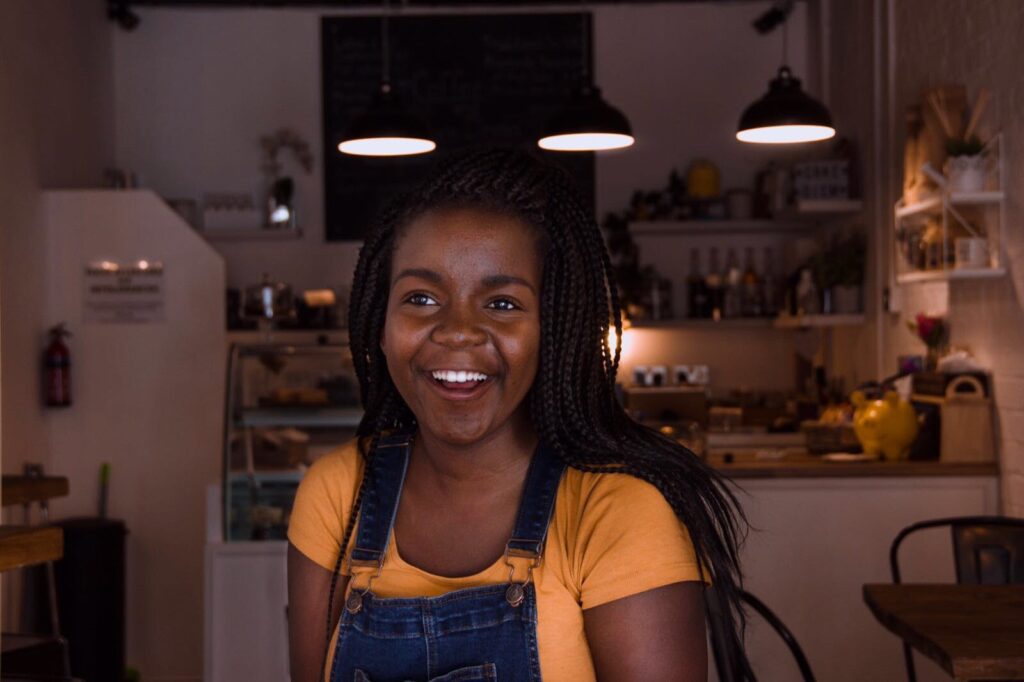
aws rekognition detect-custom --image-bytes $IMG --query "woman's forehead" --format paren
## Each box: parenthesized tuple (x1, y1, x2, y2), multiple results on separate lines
(391, 206, 545, 275)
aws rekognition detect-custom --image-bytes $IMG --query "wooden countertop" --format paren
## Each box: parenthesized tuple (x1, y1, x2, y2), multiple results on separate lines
(0, 526, 63, 572)
(2, 475, 69, 507)
(706, 455, 997, 479)
(864, 584, 1024, 681)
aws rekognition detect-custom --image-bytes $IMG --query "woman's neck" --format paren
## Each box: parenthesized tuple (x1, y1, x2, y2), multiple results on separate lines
(409, 414, 538, 495)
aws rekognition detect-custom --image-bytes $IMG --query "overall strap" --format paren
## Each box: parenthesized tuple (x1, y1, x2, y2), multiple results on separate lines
(506, 441, 568, 562)
(348, 432, 412, 571)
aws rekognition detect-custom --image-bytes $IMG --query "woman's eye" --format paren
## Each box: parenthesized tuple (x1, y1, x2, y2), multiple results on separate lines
(488, 298, 520, 312)
(405, 293, 438, 306)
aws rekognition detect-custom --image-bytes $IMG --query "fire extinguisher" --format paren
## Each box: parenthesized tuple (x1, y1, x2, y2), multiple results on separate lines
(44, 323, 72, 407)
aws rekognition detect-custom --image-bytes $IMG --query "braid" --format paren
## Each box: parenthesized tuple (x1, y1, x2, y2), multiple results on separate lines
(343, 147, 749, 666)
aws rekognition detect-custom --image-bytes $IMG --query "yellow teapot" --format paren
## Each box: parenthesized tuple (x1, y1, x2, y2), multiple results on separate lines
(850, 390, 919, 460)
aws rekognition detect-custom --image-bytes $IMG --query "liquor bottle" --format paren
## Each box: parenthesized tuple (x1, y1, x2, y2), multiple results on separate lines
(741, 246, 763, 317)
(687, 249, 709, 318)
(723, 248, 742, 318)
(705, 247, 723, 321)
(762, 247, 780, 316)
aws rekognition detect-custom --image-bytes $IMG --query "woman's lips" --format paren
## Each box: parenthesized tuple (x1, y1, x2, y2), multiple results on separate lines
(422, 371, 495, 402)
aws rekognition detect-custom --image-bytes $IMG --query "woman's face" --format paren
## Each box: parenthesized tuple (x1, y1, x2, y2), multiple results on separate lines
(381, 206, 543, 447)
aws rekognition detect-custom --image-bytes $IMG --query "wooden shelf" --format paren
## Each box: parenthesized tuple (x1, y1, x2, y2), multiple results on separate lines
(629, 220, 808, 236)
(631, 314, 866, 330)
(630, 317, 775, 329)
(773, 313, 865, 329)
(896, 268, 1007, 284)
(2, 475, 69, 507)
(0, 526, 62, 572)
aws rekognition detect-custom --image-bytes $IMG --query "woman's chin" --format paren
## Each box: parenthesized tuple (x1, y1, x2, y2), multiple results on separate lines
(419, 418, 499, 447)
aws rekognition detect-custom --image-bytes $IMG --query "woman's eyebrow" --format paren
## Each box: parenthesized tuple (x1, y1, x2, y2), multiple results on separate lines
(392, 268, 443, 286)
(481, 274, 536, 295)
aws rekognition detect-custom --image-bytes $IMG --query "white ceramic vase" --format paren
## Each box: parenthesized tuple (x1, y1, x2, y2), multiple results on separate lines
(944, 154, 987, 193)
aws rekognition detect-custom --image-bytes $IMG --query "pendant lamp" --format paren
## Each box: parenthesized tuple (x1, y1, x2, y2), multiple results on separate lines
(338, 8, 436, 157)
(736, 19, 835, 144)
(538, 12, 634, 152)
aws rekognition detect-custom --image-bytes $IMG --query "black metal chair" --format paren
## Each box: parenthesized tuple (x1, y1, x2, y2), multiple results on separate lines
(889, 515, 1024, 682)
(707, 587, 816, 682)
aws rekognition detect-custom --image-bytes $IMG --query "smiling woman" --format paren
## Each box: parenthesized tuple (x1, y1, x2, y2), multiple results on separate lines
(286, 148, 746, 682)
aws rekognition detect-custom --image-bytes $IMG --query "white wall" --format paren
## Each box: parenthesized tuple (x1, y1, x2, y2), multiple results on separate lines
(44, 190, 225, 682)
(884, 0, 1024, 514)
(112, 2, 809, 294)
(0, 0, 115, 477)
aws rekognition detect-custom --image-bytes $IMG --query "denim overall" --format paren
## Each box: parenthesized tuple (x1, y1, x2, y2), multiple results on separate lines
(329, 433, 567, 682)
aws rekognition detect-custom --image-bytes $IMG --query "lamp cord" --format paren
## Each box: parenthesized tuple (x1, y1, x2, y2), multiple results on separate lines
(781, 17, 788, 68)
(381, 0, 391, 89)
(580, 1, 590, 88)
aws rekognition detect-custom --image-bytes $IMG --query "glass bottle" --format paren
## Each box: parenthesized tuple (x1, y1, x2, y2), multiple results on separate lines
(741, 246, 763, 317)
(761, 247, 780, 316)
(705, 248, 723, 321)
(723, 248, 742, 318)
(687, 248, 709, 318)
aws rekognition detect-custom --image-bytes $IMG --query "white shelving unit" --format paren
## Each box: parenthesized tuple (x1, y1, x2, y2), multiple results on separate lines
(893, 135, 1006, 285)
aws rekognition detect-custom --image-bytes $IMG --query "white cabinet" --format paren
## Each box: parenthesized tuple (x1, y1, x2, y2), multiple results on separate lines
(204, 540, 290, 682)
(728, 474, 998, 682)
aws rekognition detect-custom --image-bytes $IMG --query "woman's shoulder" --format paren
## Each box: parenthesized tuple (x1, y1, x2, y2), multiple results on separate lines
(287, 438, 367, 571)
(553, 464, 703, 609)
(304, 437, 365, 485)
(560, 465, 671, 517)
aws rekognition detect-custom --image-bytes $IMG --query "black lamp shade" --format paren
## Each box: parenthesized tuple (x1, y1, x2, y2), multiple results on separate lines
(737, 67, 835, 144)
(338, 85, 436, 156)
(539, 86, 634, 152)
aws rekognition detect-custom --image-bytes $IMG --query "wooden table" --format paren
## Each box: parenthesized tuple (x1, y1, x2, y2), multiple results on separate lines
(0, 526, 63, 572)
(863, 584, 1024, 681)
(2, 474, 69, 507)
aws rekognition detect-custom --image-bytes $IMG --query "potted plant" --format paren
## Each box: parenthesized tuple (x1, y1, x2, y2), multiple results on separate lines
(814, 231, 866, 314)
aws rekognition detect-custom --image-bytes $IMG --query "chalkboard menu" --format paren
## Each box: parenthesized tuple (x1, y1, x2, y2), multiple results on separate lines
(321, 13, 595, 241)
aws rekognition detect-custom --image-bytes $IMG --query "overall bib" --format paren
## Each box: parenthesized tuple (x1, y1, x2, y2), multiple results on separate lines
(330, 433, 567, 682)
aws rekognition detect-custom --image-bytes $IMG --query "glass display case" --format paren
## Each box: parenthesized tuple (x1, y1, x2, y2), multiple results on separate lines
(222, 342, 361, 541)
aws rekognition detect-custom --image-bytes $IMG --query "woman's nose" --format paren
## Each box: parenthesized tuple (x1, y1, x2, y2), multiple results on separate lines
(430, 305, 487, 348)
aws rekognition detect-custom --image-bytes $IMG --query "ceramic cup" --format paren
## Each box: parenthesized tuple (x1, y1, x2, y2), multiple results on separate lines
(954, 237, 988, 269)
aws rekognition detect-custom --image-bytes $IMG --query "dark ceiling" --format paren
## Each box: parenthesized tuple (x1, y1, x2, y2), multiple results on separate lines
(125, 1, 765, 6)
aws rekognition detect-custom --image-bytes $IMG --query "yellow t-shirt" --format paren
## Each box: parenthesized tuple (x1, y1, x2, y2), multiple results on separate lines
(288, 440, 703, 682)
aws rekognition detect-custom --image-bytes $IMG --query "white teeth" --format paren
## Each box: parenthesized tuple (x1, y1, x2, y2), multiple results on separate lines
(431, 370, 489, 383)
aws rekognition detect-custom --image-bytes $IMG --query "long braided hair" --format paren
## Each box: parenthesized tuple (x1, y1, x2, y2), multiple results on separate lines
(331, 147, 748, 667)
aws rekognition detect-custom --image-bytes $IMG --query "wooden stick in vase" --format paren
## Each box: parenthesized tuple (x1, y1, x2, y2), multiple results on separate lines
(964, 88, 990, 140)
(927, 91, 953, 138)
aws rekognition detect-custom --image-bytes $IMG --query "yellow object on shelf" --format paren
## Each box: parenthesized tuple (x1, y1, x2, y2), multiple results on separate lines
(851, 390, 919, 461)
(686, 159, 721, 199)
